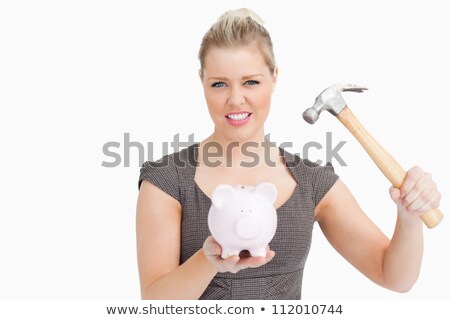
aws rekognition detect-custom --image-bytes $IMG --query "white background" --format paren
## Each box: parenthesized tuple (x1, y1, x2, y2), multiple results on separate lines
(1, 0, 449, 301)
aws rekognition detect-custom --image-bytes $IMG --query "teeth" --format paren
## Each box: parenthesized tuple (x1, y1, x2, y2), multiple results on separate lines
(227, 113, 250, 121)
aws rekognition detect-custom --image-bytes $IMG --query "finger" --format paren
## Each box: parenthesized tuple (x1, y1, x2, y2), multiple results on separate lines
(265, 246, 275, 260)
(389, 186, 402, 205)
(412, 193, 441, 216)
(221, 255, 240, 267)
(265, 250, 276, 263)
(407, 187, 436, 213)
(402, 175, 431, 207)
(203, 237, 222, 257)
(406, 192, 427, 212)
(238, 254, 273, 269)
(229, 250, 275, 272)
(400, 166, 423, 198)
(252, 252, 275, 267)
(402, 174, 440, 211)
(214, 255, 240, 273)
(234, 256, 264, 269)
(225, 256, 241, 273)
(420, 185, 440, 205)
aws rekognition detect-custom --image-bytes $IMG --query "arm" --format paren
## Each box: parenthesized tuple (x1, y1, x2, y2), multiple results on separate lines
(315, 167, 440, 292)
(136, 180, 276, 299)
(136, 180, 217, 299)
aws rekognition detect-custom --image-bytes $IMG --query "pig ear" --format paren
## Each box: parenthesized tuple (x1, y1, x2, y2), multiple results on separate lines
(254, 182, 278, 204)
(211, 184, 236, 208)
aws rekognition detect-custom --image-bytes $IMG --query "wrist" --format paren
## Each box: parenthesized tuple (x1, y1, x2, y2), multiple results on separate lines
(198, 248, 219, 275)
(397, 208, 423, 228)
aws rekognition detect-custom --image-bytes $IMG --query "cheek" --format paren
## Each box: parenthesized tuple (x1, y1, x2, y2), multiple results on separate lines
(205, 91, 226, 114)
(252, 88, 273, 110)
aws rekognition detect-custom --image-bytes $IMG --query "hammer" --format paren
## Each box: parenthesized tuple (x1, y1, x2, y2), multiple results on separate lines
(303, 83, 443, 228)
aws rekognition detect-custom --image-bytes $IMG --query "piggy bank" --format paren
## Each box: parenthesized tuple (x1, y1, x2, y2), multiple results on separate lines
(207, 182, 278, 258)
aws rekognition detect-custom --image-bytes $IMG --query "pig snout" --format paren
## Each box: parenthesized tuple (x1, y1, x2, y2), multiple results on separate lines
(234, 216, 261, 240)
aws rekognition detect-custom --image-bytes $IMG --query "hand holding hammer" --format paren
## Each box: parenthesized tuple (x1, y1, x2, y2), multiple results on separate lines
(303, 84, 443, 228)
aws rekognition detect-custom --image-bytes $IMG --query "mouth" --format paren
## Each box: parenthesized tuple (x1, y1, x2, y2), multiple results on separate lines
(225, 112, 252, 126)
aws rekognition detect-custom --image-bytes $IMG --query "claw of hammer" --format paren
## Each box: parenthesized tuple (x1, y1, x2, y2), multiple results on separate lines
(342, 84, 368, 93)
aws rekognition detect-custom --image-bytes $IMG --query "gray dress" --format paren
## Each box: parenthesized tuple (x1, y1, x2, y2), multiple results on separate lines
(138, 143, 339, 299)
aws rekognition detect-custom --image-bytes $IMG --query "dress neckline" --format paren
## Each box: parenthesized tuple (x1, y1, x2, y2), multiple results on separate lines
(188, 142, 300, 212)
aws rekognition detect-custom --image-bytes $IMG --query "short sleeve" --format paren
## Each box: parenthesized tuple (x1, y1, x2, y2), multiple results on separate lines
(304, 160, 339, 207)
(138, 155, 181, 202)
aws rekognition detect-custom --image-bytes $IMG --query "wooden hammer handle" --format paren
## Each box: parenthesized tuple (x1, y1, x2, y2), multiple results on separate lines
(337, 106, 443, 228)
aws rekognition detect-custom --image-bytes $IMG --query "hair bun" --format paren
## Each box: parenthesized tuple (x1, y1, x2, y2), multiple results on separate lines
(222, 8, 265, 26)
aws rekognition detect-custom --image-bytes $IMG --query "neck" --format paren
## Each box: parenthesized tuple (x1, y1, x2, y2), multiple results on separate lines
(200, 129, 279, 167)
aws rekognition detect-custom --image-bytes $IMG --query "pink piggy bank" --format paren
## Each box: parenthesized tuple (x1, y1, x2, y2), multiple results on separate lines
(208, 182, 278, 258)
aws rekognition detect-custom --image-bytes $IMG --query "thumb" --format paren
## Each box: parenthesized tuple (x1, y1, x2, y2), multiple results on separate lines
(389, 186, 402, 205)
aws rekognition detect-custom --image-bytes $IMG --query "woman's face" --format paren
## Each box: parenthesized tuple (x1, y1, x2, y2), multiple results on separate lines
(200, 45, 277, 143)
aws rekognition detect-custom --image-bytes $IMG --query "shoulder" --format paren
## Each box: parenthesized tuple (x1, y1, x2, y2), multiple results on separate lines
(279, 146, 337, 176)
(279, 146, 339, 207)
(138, 143, 198, 201)
(141, 143, 196, 170)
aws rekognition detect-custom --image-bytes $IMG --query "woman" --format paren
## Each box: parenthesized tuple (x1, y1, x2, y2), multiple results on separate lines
(136, 8, 440, 299)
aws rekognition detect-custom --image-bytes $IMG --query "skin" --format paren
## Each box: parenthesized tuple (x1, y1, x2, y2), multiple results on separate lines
(136, 45, 441, 299)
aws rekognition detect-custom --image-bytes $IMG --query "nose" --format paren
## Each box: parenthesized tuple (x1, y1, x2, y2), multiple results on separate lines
(235, 217, 260, 240)
(227, 87, 245, 106)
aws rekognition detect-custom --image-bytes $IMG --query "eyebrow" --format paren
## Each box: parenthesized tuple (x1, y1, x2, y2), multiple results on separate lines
(207, 74, 264, 81)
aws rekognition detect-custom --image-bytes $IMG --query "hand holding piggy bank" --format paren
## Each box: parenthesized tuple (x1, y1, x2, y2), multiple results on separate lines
(208, 182, 278, 258)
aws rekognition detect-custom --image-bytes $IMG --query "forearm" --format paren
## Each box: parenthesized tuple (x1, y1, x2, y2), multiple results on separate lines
(141, 249, 218, 300)
(382, 210, 423, 292)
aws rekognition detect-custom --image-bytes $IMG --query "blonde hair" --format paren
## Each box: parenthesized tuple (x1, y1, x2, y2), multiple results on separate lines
(198, 8, 276, 78)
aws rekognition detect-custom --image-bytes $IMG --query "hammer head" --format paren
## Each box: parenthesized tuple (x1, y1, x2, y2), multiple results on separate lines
(303, 83, 368, 124)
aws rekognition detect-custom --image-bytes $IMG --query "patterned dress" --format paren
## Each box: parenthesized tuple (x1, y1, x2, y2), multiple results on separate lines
(138, 143, 338, 299)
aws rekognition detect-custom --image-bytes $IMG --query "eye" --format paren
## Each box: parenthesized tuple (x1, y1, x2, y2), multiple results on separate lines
(211, 82, 226, 88)
(245, 80, 259, 86)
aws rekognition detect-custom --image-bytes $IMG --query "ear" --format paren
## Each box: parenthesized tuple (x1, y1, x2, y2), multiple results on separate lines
(198, 69, 203, 81)
(272, 67, 278, 91)
(211, 184, 236, 208)
(254, 182, 278, 205)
